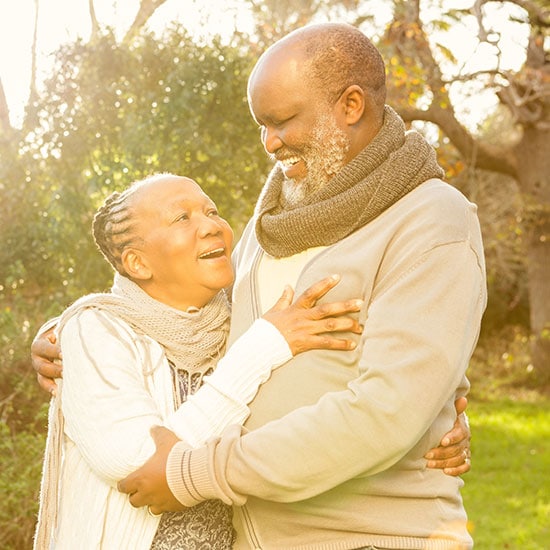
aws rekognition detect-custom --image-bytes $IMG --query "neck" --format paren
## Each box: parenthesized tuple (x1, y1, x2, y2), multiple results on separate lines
(135, 280, 214, 312)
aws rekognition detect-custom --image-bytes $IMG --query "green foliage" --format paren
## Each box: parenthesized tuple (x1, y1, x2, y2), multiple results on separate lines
(10, 26, 270, 304)
(0, 3, 545, 546)
(0, 27, 273, 548)
(0, 407, 48, 550)
(0, 294, 55, 550)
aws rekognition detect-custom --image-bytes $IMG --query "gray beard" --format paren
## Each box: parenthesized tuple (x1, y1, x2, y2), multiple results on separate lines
(280, 118, 350, 208)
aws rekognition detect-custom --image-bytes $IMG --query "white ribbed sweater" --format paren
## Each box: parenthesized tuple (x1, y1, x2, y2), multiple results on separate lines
(34, 312, 290, 550)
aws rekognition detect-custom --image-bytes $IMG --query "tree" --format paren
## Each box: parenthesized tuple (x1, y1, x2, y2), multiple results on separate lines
(0, 8, 268, 545)
(243, 0, 549, 379)
(378, 0, 549, 381)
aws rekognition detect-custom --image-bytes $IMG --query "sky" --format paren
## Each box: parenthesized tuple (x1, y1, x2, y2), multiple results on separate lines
(0, 0, 255, 127)
(0, 0, 529, 129)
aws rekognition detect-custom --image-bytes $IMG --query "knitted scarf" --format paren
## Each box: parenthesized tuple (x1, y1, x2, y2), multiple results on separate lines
(255, 105, 445, 258)
(57, 273, 231, 382)
(34, 274, 230, 550)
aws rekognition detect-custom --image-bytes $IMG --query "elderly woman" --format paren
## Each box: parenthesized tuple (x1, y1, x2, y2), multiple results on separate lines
(33, 173, 364, 550)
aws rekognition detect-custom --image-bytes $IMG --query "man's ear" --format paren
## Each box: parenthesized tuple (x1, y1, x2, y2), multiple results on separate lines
(121, 248, 152, 281)
(339, 85, 365, 125)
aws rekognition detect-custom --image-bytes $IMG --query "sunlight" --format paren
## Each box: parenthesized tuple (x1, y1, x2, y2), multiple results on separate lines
(0, 0, 530, 129)
(0, 0, 252, 127)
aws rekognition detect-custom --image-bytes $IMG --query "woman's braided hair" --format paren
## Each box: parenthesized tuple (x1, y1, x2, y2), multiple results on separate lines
(92, 174, 171, 276)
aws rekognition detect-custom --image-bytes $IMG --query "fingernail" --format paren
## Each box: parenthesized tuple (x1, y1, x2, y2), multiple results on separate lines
(427, 460, 436, 468)
(425, 451, 434, 459)
(331, 274, 340, 281)
(354, 299, 364, 308)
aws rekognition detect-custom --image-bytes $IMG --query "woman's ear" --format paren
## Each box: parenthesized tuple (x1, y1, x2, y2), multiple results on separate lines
(339, 85, 365, 125)
(121, 248, 152, 281)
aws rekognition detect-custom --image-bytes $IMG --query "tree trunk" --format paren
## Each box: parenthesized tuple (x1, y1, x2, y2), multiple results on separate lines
(0, 77, 12, 135)
(387, 0, 550, 381)
(514, 122, 550, 384)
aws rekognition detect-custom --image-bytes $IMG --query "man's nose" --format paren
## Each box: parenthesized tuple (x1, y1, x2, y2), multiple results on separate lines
(262, 126, 283, 154)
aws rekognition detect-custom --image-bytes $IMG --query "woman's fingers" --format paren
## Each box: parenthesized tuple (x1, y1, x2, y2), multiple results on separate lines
(293, 274, 341, 308)
(262, 274, 365, 356)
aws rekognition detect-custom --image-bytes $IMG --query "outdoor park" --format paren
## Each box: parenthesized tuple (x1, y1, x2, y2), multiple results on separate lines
(0, 0, 548, 548)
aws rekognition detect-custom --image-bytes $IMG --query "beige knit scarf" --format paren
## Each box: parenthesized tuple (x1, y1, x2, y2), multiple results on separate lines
(34, 274, 230, 549)
(255, 105, 445, 258)
(57, 273, 231, 382)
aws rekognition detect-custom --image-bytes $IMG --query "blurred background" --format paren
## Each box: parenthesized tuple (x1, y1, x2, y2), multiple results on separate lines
(0, 0, 548, 547)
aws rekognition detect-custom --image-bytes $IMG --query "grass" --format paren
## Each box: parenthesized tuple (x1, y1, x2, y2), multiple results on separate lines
(1, 324, 548, 548)
(463, 326, 550, 548)
(462, 399, 550, 548)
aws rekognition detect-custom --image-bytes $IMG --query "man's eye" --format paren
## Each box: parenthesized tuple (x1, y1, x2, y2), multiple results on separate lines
(176, 213, 189, 222)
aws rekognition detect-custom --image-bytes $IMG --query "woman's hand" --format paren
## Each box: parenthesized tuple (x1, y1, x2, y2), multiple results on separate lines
(262, 274, 363, 356)
(31, 325, 62, 395)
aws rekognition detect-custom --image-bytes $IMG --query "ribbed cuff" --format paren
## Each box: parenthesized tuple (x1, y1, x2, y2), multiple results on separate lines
(166, 442, 214, 507)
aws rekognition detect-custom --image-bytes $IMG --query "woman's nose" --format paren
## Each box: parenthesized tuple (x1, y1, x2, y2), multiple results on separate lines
(198, 214, 223, 236)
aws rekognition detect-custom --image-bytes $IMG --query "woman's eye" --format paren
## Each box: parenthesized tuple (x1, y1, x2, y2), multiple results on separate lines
(208, 209, 219, 217)
(177, 213, 189, 222)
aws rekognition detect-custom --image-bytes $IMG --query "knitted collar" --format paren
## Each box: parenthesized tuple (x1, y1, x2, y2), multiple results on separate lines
(254, 105, 445, 258)
(58, 273, 231, 376)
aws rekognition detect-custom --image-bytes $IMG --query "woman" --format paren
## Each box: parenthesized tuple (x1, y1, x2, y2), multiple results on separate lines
(33, 173, 363, 549)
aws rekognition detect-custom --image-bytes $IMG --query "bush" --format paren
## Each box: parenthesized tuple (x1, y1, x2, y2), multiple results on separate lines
(0, 407, 48, 549)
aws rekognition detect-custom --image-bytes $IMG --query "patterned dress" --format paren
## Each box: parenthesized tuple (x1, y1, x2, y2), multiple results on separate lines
(150, 365, 235, 549)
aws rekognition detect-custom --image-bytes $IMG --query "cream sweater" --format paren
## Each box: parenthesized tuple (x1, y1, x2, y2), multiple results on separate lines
(167, 179, 486, 549)
(35, 313, 291, 550)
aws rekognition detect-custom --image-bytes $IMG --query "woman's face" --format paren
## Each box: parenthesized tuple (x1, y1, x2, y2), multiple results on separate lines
(128, 176, 234, 310)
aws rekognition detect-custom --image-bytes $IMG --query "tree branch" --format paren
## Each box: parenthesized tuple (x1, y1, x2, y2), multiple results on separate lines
(29, 0, 39, 105)
(480, 0, 550, 27)
(399, 105, 518, 176)
(89, 0, 100, 41)
(123, 0, 169, 43)
(386, 0, 520, 177)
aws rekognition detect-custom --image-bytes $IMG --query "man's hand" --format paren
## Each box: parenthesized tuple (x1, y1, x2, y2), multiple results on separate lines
(31, 326, 62, 395)
(118, 426, 186, 514)
(424, 396, 471, 476)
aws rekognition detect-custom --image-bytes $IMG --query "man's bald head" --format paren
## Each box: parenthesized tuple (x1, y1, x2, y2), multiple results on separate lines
(250, 23, 387, 113)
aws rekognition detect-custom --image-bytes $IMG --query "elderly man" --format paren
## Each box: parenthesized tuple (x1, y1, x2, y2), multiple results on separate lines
(116, 22, 484, 550)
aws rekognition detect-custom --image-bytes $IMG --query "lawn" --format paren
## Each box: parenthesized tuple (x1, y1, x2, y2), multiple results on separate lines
(462, 398, 550, 548)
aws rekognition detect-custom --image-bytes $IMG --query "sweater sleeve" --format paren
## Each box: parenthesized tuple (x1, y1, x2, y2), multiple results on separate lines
(164, 318, 292, 445)
(60, 310, 291, 486)
(165, 239, 486, 507)
(60, 310, 166, 484)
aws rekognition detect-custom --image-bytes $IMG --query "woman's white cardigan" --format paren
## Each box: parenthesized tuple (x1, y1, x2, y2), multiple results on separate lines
(34, 309, 291, 550)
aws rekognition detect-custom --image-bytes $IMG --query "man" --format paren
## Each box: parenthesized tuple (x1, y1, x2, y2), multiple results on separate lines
(116, 22, 485, 549)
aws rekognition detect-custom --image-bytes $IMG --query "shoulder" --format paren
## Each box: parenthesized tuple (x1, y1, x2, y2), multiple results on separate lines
(387, 179, 482, 247)
(401, 179, 476, 221)
(60, 307, 134, 339)
(59, 308, 160, 358)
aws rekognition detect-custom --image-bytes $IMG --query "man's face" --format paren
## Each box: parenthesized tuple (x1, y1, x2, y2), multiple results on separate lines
(277, 111, 350, 206)
(248, 51, 351, 206)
